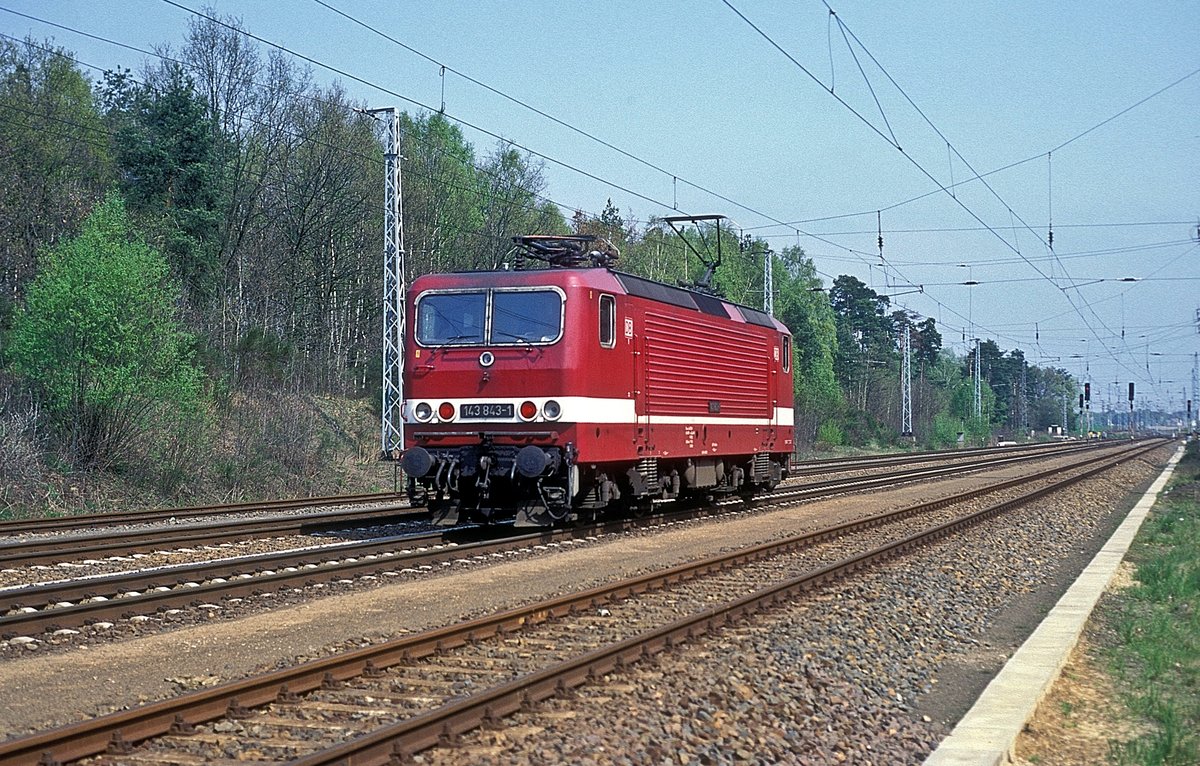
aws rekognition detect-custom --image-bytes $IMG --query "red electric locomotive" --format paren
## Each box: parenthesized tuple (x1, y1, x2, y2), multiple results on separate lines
(400, 235, 794, 526)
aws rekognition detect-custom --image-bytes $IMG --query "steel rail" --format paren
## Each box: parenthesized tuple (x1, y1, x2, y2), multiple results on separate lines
(0, 439, 1164, 766)
(0, 533, 453, 612)
(787, 439, 1087, 475)
(0, 503, 426, 568)
(0, 492, 405, 537)
(769, 439, 1107, 504)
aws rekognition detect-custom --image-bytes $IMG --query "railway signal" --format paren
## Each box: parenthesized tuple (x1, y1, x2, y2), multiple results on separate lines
(1129, 382, 1135, 436)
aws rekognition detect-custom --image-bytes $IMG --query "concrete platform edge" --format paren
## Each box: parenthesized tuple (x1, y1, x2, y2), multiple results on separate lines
(922, 443, 1186, 766)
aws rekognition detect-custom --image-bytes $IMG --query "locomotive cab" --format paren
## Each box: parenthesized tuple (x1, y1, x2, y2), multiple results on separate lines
(401, 277, 581, 525)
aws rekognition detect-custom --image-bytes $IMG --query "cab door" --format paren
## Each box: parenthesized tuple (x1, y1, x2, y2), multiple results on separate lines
(624, 307, 651, 450)
(764, 333, 791, 451)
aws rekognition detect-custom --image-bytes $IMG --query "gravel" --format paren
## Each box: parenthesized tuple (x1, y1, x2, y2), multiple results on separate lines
(409, 450, 1171, 765)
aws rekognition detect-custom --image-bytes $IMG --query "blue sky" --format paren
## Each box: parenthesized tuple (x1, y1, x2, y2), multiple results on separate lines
(3, 1, 1197, 416)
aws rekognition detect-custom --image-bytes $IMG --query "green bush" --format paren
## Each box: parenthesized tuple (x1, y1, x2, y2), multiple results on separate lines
(6, 192, 207, 473)
(929, 412, 963, 449)
(816, 421, 844, 447)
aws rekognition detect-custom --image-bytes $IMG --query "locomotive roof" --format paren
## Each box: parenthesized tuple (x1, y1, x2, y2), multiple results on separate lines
(612, 272, 778, 329)
(411, 267, 787, 333)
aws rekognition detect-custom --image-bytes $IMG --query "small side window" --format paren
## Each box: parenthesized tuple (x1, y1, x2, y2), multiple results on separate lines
(599, 294, 616, 348)
(782, 335, 792, 373)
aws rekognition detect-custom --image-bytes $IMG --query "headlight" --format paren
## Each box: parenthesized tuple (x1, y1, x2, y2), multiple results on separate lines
(542, 400, 562, 420)
(414, 402, 433, 422)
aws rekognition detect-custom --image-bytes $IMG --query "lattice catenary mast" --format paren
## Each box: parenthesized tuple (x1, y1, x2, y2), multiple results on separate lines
(763, 248, 774, 316)
(370, 107, 407, 459)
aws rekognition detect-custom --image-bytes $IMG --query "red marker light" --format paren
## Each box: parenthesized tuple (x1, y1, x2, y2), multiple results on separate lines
(519, 400, 538, 420)
(438, 402, 455, 420)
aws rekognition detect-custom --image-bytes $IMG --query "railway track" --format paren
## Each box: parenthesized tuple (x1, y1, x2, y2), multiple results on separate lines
(0, 491, 404, 536)
(0, 440, 1134, 640)
(0, 440, 1082, 546)
(0, 441, 1103, 572)
(0, 503, 428, 569)
(0, 439, 1161, 765)
(786, 439, 1073, 477)
(766, 439, 1097, 506)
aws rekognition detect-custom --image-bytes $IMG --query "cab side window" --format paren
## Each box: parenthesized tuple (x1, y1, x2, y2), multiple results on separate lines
(599, 294, 616, 348)
(782, 335, 792, 372)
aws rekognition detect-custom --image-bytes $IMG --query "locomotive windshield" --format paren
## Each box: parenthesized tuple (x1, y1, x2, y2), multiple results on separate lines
(492, 290, 561, 343)
(415, 288, 563, 347)
(416, 291, 486, 345)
